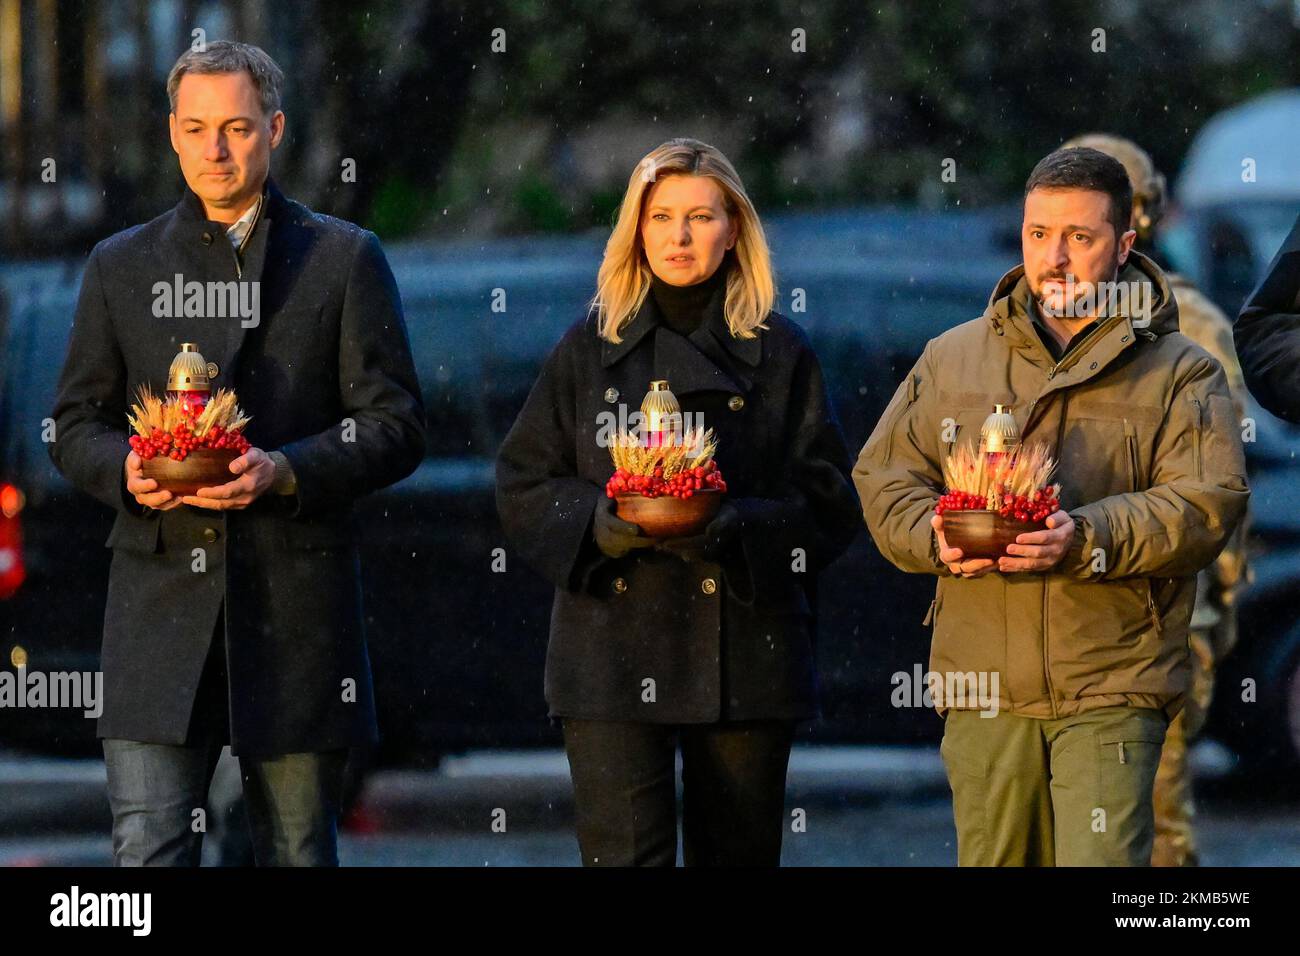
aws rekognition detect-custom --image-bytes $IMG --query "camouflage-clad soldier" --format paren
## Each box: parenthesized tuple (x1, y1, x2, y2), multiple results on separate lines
(1064, 134, 1251, 867)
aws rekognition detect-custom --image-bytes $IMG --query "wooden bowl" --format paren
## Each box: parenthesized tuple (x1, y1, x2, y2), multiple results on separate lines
(615, 488, 722, 539)
(140, 447, 241, 497)
(941, 510, 1044, 561)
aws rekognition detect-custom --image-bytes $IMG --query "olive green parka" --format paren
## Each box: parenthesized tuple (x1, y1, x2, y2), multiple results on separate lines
(854, 252, 1249, 719)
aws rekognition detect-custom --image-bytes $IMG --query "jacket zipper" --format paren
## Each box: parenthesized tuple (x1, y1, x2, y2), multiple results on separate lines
(1190, 396, 1203, 481)
(1041, 388, 1068, 719)
(1025, 358, 1064, 433)
(1049, 315, 1124, 377)
(1026, 315, 1130, 429)
(1041, 556, 1059, 718)
(1029, 316, 1132, 717)
(1146, 580, 1163, 639)
(922, 589, 942, 626)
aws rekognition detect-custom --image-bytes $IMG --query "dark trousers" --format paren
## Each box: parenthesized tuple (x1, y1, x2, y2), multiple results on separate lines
(102, 602, 348, 866)
(561, 718, 796, 867)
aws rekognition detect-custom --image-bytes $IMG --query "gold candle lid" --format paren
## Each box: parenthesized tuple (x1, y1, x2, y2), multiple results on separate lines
(166, 343, 220, 393)
(641, 380, 681, 434)
(979, 404, 1020, 454)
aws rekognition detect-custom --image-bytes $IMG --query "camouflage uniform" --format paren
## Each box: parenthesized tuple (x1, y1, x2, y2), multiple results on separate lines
(1063, 135, 1251, 867)
(1152, 274, 1250, 865)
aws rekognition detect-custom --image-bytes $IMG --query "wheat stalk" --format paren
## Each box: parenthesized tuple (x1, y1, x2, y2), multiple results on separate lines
(942, 440, 1060, 503)
(126, 384, 163, 436)
(127, 385, 251, 437)
(607, 425, 717, 476)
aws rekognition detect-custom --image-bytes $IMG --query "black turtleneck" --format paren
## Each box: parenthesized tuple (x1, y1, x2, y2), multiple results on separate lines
(649, 261, 729, 337)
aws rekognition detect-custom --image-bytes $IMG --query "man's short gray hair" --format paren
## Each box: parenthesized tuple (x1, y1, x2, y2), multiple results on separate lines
(166, 41, 284, 117)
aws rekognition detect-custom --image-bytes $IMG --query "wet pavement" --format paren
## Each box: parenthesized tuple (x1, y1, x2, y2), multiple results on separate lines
(1, 743, 1296, 866)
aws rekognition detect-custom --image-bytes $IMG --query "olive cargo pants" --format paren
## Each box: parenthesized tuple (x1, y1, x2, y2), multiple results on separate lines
(940, 705, 1168, 866)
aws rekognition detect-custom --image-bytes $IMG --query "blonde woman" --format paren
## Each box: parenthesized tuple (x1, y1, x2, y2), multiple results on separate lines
(496, 138, 859, 866)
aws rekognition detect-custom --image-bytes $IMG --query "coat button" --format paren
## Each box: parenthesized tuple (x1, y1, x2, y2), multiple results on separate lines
(612, 577, 628, 594)
(201, 231, 214, 245)
(701, 578, 717, 595)
(604, 387, 619, 403)
(202, 527, 220, 543)
(727, 395, 745, 412)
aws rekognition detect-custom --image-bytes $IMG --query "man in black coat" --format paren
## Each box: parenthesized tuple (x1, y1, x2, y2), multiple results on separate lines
(1236, 210, 1300, 423)
(48, 42, 425, 865)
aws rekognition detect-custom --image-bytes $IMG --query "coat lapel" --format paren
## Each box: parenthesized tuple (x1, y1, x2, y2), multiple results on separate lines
(600, 283, 764, 395)
(209, 180, 279, 385)
(654, 325, 746, 396)
(600, 298, 657, 367)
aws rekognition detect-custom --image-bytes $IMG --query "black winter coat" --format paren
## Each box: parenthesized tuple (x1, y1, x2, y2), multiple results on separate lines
(495, 291, 860, 724)
(1237, 208, 1300, 424)
(48, 180, 426, 757)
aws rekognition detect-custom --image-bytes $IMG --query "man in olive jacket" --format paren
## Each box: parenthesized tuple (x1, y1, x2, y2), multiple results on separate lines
(855, 148, 1249, 866)
(1062, 133, 1252, 866)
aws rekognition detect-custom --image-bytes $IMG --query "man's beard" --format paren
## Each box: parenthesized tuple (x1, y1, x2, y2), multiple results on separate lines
(1033, 260, 1121, 318)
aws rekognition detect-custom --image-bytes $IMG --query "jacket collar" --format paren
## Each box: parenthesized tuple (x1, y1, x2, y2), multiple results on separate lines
(600, 281, 763, 394)
(982, 251, 1177, 433)
(163, 177, 286, 383)
(984, 251, 1175, 373)
(985, 249, 1177, 341)
(168, 175, 284, 237)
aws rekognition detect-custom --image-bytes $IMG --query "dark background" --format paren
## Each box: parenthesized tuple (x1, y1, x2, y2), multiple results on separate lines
(4, 0, 1300, 256)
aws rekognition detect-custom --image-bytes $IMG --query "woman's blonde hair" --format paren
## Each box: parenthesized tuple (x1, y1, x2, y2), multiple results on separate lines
(593, 138, 776, 343)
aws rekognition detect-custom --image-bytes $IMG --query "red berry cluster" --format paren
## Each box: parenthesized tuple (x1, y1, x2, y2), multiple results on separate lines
(129, 421, 250, 461)
(935, 485, 1060, 523)
(997, 487, 1060, 523)
(605, 461, 727, 499)
(934, 490, 987, 514)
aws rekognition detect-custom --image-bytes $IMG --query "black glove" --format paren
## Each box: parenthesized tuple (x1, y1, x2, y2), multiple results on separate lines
(593, 496, 657, 559)
(656, 501, 741, 561)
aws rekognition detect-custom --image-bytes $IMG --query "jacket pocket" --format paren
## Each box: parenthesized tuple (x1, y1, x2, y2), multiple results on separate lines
(1098, 723, 1167, 746)
(1123, 420, 1141, 493)
(104, 513, 162, 554)
(882, 374, 920, 466)
(1097, 720, 1166, 776)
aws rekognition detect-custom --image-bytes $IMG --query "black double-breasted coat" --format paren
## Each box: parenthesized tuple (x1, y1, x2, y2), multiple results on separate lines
(495, 291, 860, 724)
(49, 180, 426, 757)
(1236, 208, 1300, 424)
